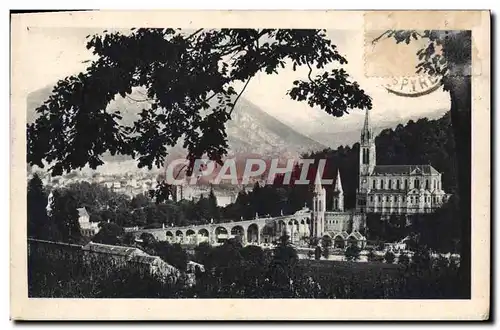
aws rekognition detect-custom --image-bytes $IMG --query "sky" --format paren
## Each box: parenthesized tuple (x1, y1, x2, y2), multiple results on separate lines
(24, 27, 451, 134)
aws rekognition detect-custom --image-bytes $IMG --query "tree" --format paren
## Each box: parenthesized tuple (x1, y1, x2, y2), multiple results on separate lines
(384, 250, 396, 264)
(208, 187, 220, 221)
(398, 252, 410, 267)
(273, 235, 298, 269)
(377, 29, 472, 296)
(314, 246, 322, 260)
(50, 189, 81, 243)
(411, 247, 432, 271)
(321, 236, 332, 259)
(194, 242, 213, 267)
(153, 242, 188, 272)
(196, 195, 211, 223)
(344, 243, 360, 262)
(92, 222, 125, 245)
(122, 232, 137, 246)
(27, 174, 58, 240)
(131, 193, 150, 209)
(27, 28, 371, 189)
(367, 249, 376, 262)
(139, 232, 157, 247)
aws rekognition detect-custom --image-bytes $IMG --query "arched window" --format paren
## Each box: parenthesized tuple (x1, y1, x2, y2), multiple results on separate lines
(370, 195, 374, 202)
(373, 179, 376, 189)
(414, 179, 420, 189)
(396, 179, 400, 189)
(405, 179, 408, 189)
(388, 180, 392, 189)
(381, 180, 385, 189)
(425, 179, 429, 190)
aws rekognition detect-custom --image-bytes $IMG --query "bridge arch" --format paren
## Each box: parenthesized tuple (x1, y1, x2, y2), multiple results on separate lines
(166, 231, 174, 243)
(214, 226, 229, 244)
(198, 228, 209, 244)
(247, 223, 260, 244)
(230, 225, 245, 244)
(260, 223, 275, 244)
(186, 229, 196, 245)
(175, 230, 184, 243)
(276, 219, 287, 236)
(288, 219, 300, 243)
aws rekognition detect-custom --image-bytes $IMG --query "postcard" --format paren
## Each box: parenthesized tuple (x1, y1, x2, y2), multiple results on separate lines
(10, 10, 490, 320)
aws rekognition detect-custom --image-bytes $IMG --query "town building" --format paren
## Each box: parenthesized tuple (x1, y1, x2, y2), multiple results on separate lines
(77, 207, 100, 237)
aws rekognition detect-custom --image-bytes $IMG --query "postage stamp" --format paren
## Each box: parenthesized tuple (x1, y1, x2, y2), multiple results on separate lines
(10, 10, 490, 321)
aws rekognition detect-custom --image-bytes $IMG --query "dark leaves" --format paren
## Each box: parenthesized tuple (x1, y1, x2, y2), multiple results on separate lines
(28, 28, 372, 177)
(288, 69, 372, 117)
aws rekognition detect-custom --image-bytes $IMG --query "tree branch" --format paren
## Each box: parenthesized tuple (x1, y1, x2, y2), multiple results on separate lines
(126, 95, 153, 103)
(372, 30, 392, 45)
(228, 77, 252, 116)
(306, 61, 315, 84)
(186, 28, 204, 40)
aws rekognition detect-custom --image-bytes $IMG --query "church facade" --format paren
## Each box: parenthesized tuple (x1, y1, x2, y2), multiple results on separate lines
(311, 170, 366, 247)
(310, 108, 451, 244)
(355, 108, 450, 214)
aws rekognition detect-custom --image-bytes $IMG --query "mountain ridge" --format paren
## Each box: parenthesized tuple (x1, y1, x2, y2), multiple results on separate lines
(27, 85, 327, 175)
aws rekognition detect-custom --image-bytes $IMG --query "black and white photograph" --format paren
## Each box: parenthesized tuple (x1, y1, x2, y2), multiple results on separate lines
(10, 10, 491, 320)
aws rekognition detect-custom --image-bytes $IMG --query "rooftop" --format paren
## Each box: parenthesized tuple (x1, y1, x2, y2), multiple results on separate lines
(82, 242, 146, 257)
(372, 165, 440, 176)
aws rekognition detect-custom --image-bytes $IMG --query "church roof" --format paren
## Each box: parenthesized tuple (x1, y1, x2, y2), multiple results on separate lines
(348, 231, 366, 240)
(331, 231, 349, 239)
(369, 189, 407, 194)
(372, 165, 440, 176)
(77, 207, 89, 218)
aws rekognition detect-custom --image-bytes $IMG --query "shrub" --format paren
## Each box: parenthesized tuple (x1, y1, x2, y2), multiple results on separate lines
(314, 246, 322, 260)
(398, 252, 410, 267)
(384, 251, 396, 264)
(367, 249, 376, 262)
(345, 244, 360, 261)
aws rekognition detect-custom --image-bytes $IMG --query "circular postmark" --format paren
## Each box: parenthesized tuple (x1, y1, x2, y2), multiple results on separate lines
(384, 75, 443, 97)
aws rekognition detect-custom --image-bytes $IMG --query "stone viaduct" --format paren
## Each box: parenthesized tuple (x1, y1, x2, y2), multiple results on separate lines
(133, 210, 312, 246)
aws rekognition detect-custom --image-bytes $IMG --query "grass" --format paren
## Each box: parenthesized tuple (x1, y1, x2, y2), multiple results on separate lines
(296, 258, 464, 299)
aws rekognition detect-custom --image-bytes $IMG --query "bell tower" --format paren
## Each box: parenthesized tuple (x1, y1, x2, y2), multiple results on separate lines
(359, 108, 376, 179)
(332, 170, 344, 212)
(312, 173, 326, 238)
(357, 108, 376, 212)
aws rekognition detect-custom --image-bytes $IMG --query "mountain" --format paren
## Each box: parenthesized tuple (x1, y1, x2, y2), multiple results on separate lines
(282, 108, 450, 149)
(225, 97, 326, 156)
(27, 85, 327, 175)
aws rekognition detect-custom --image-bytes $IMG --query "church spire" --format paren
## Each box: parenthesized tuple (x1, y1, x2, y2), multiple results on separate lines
(361, 108, 372, 142)
(333, 169, 343, 193)
(314, 172, 323, 193)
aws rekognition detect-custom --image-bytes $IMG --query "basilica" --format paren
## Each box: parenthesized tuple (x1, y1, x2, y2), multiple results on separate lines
(311, 108, 451, 242)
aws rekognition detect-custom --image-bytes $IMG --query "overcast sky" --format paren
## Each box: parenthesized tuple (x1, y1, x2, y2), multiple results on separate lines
(24, 27, 450, 132)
